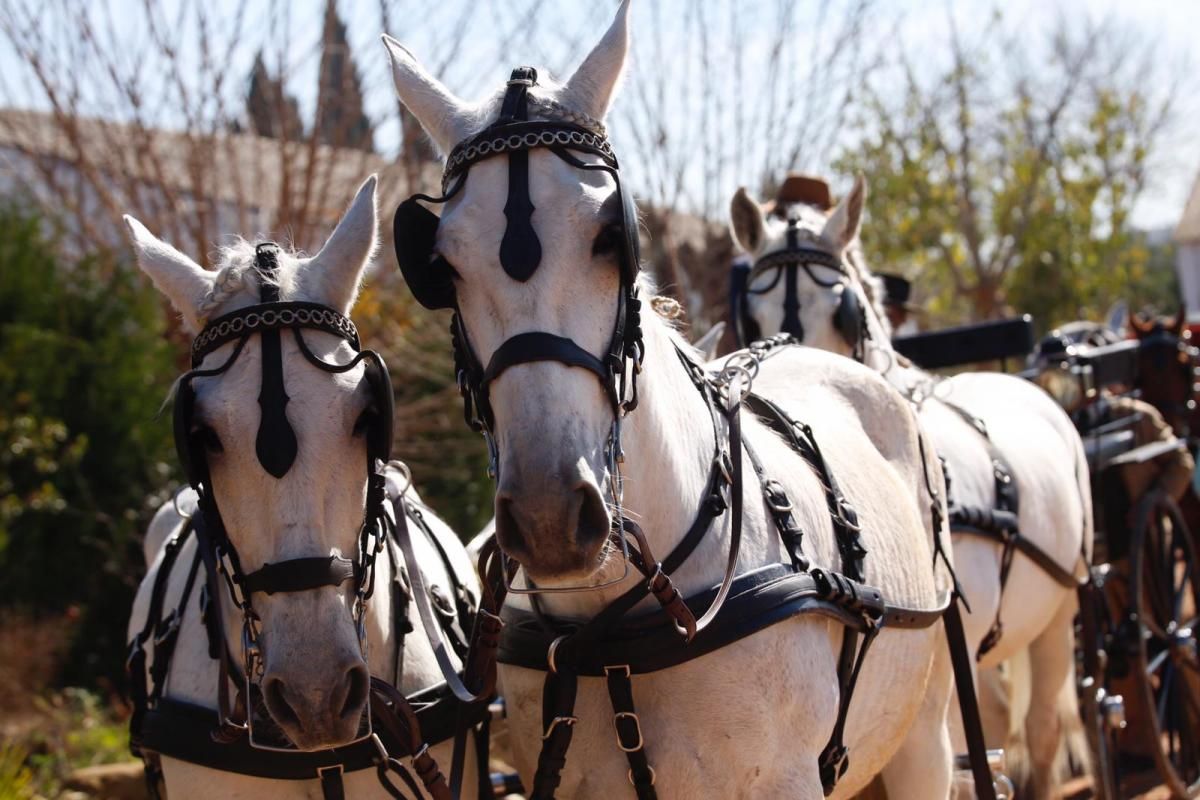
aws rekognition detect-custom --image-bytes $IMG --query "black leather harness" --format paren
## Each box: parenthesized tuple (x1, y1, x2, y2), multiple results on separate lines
(128, 490, 490, 800)
(939, 400, 1080, 661)
(127, 244, 490, 799)
(731, 213, 868, 361)
(391, 66, 1001, 799)
(469, 336, 967, 799)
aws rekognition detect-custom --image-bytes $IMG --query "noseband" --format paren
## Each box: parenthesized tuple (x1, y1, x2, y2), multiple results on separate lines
(733, 214, 867, 360)
(171, 243, 394, 749)
(394, 67, 645, 592)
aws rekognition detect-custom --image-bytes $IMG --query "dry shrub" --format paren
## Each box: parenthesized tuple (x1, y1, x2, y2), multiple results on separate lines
(0, 610, 76, 724)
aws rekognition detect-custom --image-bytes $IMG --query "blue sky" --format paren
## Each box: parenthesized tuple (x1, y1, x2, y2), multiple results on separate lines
(2, 0, 1196, 229)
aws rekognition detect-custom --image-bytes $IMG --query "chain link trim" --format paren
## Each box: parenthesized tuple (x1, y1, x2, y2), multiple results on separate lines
(442, 122, 617, 193)
(191, 302, 360, 365)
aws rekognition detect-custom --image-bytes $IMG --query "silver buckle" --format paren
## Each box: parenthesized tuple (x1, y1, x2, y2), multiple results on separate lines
(612, 711, 644, 752)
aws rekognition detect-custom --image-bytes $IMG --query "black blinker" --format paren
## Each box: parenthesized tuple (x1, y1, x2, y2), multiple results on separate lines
(253, 243, 298, 479)
(394, 199, 456, 310)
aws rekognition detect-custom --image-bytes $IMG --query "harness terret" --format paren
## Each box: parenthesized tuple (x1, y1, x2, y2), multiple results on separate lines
(731, 211, 867, 360)
(127, 244, 489, 800)
(392, 69, 1000, 797)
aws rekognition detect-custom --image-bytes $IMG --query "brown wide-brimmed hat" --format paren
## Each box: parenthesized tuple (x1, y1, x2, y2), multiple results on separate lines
(763, 173, 834, 217)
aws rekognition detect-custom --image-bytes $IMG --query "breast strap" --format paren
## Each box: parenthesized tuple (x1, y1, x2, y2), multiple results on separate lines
(498, 563, 950, 675)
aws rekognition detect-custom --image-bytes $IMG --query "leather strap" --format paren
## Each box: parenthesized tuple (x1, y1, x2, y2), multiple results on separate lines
(498, 564, 949, 675)
(944, 599, 999, 800)
(238, 556, 357, 596)
(952, 522, 1079, 589)
(530, 670, 578, 799)
(605, 665, 657, 800)
(319, 766, 346, 800)
(483, 332, 611, 387)
(394, 499, 496, 705)
(192, 301, 361, 365)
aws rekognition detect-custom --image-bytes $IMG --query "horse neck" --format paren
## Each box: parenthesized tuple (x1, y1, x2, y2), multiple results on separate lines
(534, 309, 721, 617)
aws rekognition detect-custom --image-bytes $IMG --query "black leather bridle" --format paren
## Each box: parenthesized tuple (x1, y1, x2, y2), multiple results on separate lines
(169, 243, 394, 749)
(732, 214, 868, 361)
(394, 67, 645, 591)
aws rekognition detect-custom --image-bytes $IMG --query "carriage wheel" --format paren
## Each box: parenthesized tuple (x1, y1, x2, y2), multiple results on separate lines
(1077, 573, 1121, 800)
(1130, 490, 1200, 798)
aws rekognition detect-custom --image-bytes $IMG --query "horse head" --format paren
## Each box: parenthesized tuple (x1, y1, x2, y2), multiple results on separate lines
(125, 177, 384, 750)
(1132, 306, 1195, 437)
(729, 175, 886, 360)
(386, 1, 636, 584)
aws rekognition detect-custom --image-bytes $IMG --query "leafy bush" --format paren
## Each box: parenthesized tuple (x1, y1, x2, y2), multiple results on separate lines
(0, 206, 177, 688)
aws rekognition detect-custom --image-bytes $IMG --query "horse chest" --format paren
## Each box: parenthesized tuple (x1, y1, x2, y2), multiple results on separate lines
(499, 618, 850, 798)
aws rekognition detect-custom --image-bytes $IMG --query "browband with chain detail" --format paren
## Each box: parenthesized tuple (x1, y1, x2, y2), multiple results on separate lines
(191, 301, 361, 366)
(441, 121, 618, 194)
(751, 247, 846, 277)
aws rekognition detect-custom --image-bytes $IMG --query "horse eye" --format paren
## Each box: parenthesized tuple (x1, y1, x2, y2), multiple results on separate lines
(592, 223, 621, 257)
(353, 407, 376, 437)
(193, 425, 223, 454)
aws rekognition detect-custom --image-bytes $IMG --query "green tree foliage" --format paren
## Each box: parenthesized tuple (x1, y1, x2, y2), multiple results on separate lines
(835, 16, 1174, 331)
(0, 206, 176, 687)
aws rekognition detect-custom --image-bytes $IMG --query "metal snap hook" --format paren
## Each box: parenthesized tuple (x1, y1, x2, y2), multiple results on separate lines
(547, 635, 567, 674)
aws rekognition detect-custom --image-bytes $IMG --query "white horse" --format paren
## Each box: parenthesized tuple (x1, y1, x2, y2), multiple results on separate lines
(125, 176, 480, 798)
(384, 3, 964, 797)
(730, 178, 1094, 798)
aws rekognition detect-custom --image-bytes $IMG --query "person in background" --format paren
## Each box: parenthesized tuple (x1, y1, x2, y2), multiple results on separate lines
(762, 173, 834, 217)
(877, 272, 919, 335)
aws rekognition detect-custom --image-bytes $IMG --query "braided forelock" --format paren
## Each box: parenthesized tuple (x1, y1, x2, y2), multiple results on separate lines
(196, 238, 304, 323)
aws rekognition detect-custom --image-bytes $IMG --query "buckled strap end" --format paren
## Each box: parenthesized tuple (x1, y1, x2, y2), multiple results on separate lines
(646, 566, 696, 641)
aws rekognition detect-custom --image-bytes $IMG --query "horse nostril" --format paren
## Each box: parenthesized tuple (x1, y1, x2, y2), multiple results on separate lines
(337, 663, 370, 721)
(263, 675, 300, 730)
(573, 483, 611, 552)
(494, 493, 529, 559)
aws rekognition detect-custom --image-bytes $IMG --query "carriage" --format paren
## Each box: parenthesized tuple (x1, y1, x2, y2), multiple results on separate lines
(895, 318, 1200, 799)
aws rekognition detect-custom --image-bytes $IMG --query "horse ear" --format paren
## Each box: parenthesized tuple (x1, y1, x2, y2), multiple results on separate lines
(1172, 305, 1187, 336)
(382, 35, 472, 154)
(822, 173, 866, 251)
(123, 216, 214, 334)
(560, 0, 632, 120)
(730, 187, 766, 254)
(305, 175, 378, 315)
